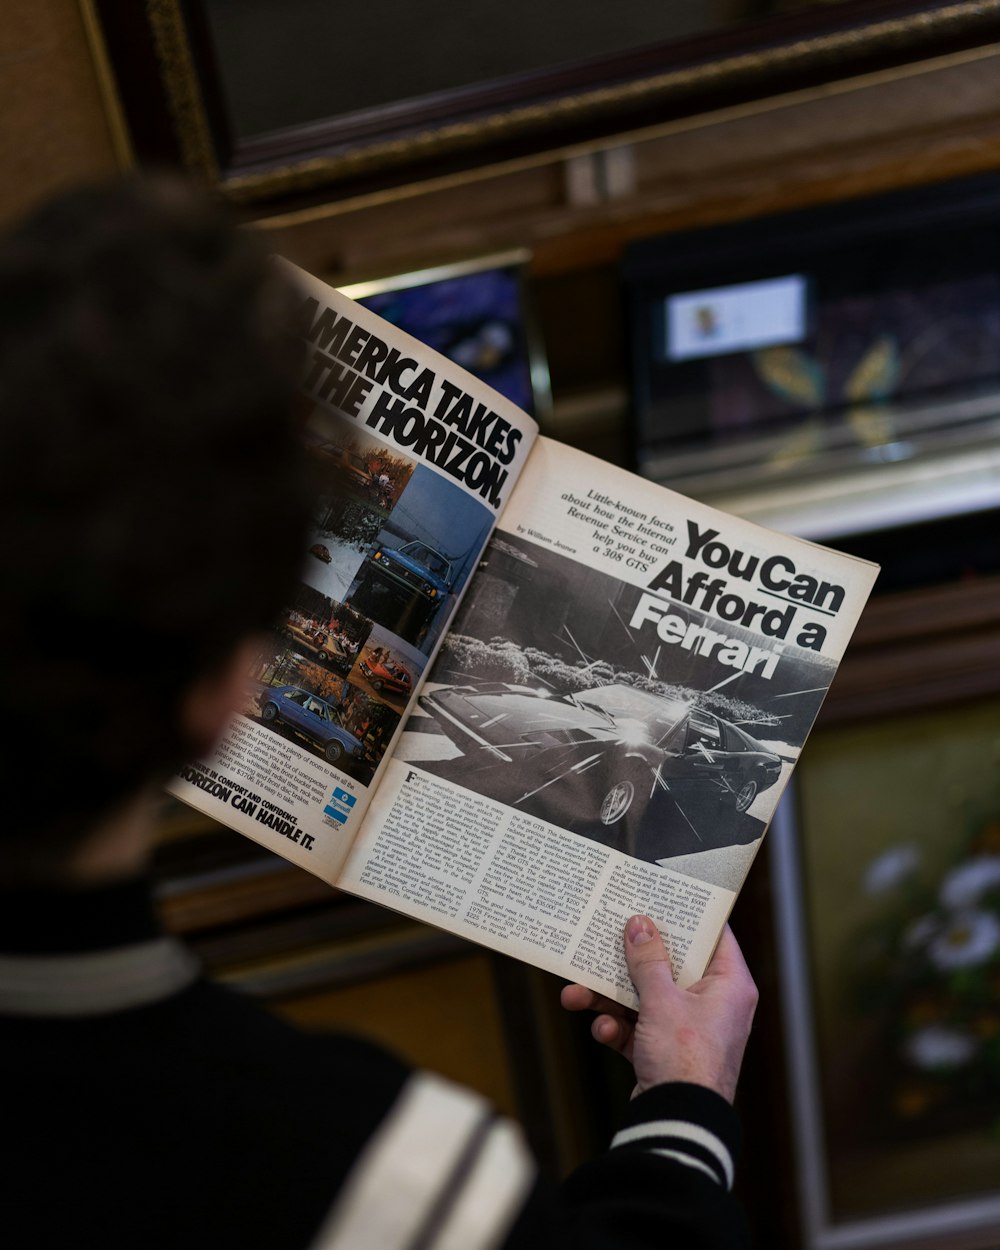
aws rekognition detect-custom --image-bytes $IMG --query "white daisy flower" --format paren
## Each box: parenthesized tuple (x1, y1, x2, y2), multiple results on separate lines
(928, 909, 1000, 970)
(905, 1025, 977, 1070)
(939, 857, 1000, 910)
(864, 845, 920, 894)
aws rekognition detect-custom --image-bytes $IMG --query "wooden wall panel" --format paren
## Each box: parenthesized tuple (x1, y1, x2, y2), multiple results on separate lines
(0, 0, 120, 228)
(257, 46, 1000, 284)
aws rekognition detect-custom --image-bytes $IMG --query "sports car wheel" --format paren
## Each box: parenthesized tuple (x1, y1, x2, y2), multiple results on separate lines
(261, 702, 279, 722)
(599, 778, 636, 826)
(324, 740, 344, 764)
(733, 778, 758, 813)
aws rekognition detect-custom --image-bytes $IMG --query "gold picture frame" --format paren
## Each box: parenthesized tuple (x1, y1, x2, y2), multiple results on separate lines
(82, 1, 1000, 208)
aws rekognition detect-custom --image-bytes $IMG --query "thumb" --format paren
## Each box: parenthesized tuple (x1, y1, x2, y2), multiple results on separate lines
(624, 915, 676, 997)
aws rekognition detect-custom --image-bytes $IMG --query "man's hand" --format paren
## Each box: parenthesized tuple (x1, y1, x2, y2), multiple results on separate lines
(560, 917, 758, 1103)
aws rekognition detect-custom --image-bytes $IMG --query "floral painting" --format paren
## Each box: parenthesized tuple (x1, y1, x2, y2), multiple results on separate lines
(793, 696, 1000, 1223)
(855, 820, 1000, 1136)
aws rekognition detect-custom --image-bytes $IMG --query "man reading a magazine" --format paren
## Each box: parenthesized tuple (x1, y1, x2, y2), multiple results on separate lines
(0, 178, 758, 1250)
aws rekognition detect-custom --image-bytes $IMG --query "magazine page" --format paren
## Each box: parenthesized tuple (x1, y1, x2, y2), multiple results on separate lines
(167, 263, 538, 885)
(338, 437, 879, 1002)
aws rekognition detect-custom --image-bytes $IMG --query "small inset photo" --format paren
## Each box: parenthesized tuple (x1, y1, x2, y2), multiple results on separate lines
(279, 587, 371, 678)
(245, 638, 400, 784)
(345, 465, 491, 653)
(301, 412, 418, 603)
(354, 625, 426, 715)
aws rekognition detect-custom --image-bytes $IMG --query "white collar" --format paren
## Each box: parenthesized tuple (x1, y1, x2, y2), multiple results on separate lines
(0, 938, 199, 1017)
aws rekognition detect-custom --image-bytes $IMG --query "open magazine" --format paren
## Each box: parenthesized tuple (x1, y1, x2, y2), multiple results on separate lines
(169, 261, 879, 1006)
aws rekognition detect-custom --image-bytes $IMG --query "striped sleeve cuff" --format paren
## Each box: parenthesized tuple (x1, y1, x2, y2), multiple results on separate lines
(310, 1071, 536, 1250)
(609, 1082, 742, 1191)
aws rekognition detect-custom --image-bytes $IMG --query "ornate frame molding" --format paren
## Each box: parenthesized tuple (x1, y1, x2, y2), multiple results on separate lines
(85, 1, 1000, 207)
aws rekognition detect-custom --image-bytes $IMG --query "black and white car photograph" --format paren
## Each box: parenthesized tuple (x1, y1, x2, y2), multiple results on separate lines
(400, 531, 837, 881)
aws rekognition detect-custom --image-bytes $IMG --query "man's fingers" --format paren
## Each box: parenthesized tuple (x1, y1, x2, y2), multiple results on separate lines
(592, 1012, 632, 1053)
(559, 983, 595, 1012)
(561, 983, 634, 1018)
(706, 926, 751, 979)
(697, 926, 759, 1006)
(624, 915, 675, 998)
(561, 982, 635, 1055)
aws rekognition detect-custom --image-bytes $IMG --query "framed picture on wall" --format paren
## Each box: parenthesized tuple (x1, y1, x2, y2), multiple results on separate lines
(769, 572, 1000, 1249)
(622, 173, 1000, 540)
(82, 1, 1000, 206)
(340, 251, 551, 420)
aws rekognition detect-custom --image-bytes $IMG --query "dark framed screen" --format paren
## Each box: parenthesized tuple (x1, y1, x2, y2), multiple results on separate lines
(623, 174, 1000, 506)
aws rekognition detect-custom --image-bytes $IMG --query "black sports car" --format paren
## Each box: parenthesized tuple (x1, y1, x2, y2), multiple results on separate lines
(420, 682, 782, 857)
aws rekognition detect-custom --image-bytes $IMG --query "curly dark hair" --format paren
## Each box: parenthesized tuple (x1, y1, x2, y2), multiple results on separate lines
(0, 177, 311, 876)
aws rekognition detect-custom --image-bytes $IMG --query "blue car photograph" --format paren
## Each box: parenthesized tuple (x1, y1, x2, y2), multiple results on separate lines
(348, 539, 456, 647)
(258, 685, 365, 767)
(368, 540, 453, 603)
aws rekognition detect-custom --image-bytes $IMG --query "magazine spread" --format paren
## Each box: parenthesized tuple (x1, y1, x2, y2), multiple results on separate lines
(169, 263, 879, 1006)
